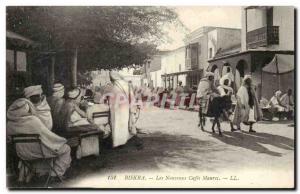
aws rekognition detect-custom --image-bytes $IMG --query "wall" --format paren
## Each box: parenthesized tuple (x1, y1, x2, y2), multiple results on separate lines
(161, 47, 185, 75)
(207, 29, 218, 61)
(270, 6, 294, 51)
(241, 6, 294, 51)
(217, 28, 241, 52)
(247, 9, 267, 32)
(150, 70, 162, 88)
(149, 55, 162, 72)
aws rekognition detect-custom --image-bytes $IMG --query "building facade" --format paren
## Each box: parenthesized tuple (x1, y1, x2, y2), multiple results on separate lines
(208, 6, 295, 99)
(160, 46, 186, 89)
(184, 26, 241, 88)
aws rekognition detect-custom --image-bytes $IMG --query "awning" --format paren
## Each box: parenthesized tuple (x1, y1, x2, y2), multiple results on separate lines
(262, 54, 294, 74)
(6, 30, 39, 49)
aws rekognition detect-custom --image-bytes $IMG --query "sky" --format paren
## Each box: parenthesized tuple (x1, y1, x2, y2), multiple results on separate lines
(158, 6, 242, 50)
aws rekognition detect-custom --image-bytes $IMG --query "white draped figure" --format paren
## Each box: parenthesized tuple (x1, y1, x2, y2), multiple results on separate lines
(108, 71, 136, 147)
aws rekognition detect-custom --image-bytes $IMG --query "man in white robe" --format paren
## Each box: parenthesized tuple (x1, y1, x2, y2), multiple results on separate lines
(24, 85, 53, 130)
(109, 71, 137, 148)
(7, 86, 71, 181)
(232, 75, 263, 132)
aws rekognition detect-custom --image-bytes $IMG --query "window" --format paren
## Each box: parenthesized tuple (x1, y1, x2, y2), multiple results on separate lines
(179, 64, 181, 72)
(209, 48, 213, 58)
(6, 50, 27, 72)
(191, 43, 199, 69)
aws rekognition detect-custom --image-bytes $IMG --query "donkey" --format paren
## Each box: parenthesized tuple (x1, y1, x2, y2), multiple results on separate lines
(198, 95, 233, 136)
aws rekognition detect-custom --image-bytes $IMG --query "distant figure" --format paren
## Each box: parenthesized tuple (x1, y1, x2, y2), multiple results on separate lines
(175, 81, 184, 94)
(280, 88, 294, 119)
(142, 84, 152, 101)
(47, 83, 65, 131)
(232, 75, 262, 132)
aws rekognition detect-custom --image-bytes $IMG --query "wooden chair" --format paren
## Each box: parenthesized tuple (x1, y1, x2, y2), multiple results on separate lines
(92, 110, 111, 148)
(10, 134, 63, 187)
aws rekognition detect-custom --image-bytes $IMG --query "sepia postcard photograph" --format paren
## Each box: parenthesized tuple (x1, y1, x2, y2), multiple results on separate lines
(4, 3, 296, 189)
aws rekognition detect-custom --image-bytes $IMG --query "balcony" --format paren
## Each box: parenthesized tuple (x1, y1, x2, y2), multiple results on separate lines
(246, 26, 279, 48)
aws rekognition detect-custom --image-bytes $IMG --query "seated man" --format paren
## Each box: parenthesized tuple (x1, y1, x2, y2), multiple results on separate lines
(61, 88, 99, 131)
(60, 88, 101, 158)
(268, 90, 285, 119)
(47, 83, 65, 131)
(7, 94, 71, 181)
(219, 67, 234, 88)
(24, 85, 53, 131)
(280, 88, 294, 120)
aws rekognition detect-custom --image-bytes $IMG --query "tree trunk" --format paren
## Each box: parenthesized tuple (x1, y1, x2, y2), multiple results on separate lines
(49, 55, 55, 89)
(71, 48, 78, 88)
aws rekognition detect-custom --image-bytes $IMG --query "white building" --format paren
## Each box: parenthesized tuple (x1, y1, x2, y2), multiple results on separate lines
(184, 26, 241, 87)
(208, 6, 295, 99)
(160, 46, 186, 89)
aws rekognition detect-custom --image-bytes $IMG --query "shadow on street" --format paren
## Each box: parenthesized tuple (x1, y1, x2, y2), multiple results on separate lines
(209, 130, 294, 157)
(8, 132, 222, 188)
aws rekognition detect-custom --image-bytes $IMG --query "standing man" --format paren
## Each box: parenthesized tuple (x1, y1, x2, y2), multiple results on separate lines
(196, 72, 220, 128)
(108, 71, 140, 148)
(232, 75, 263, 132)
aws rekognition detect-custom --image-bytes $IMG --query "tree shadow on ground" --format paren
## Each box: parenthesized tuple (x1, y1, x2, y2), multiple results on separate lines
(209, 130, 294, 157)
(8, 132, 226, 188)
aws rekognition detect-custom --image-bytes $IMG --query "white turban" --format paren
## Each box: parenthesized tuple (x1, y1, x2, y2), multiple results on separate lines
(275, 90, 282, 97)
(53, 83, 64, 92)
(52, 83, 65, 98)
(68, 88, 81, 99)
(243, 75, 252, 81)
(24, 85, 43, 98)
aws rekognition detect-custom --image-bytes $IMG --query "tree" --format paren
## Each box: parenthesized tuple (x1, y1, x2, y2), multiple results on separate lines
(6, 6, 185, 86)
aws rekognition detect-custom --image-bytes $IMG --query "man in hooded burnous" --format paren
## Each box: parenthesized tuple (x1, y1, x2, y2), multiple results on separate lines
(232, 75, 263, 132)
(7, 85, 71, 182)
(196, 72, 220, 128)
(108, 71, 140, 148)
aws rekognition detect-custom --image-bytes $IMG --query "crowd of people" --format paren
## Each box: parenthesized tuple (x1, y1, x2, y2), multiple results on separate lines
(6, 68, 294, 184)
(7, 71, 140, 183)
(196, 70, 294, 133)
(261, 89, 294, 121)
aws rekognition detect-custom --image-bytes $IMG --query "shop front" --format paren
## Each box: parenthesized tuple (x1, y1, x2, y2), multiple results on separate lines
(208, 50, 294, 100)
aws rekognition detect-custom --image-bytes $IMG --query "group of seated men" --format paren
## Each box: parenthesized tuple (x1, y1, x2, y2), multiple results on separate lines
(262, 89, 294, 120)
(7, 83, 107, 182)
